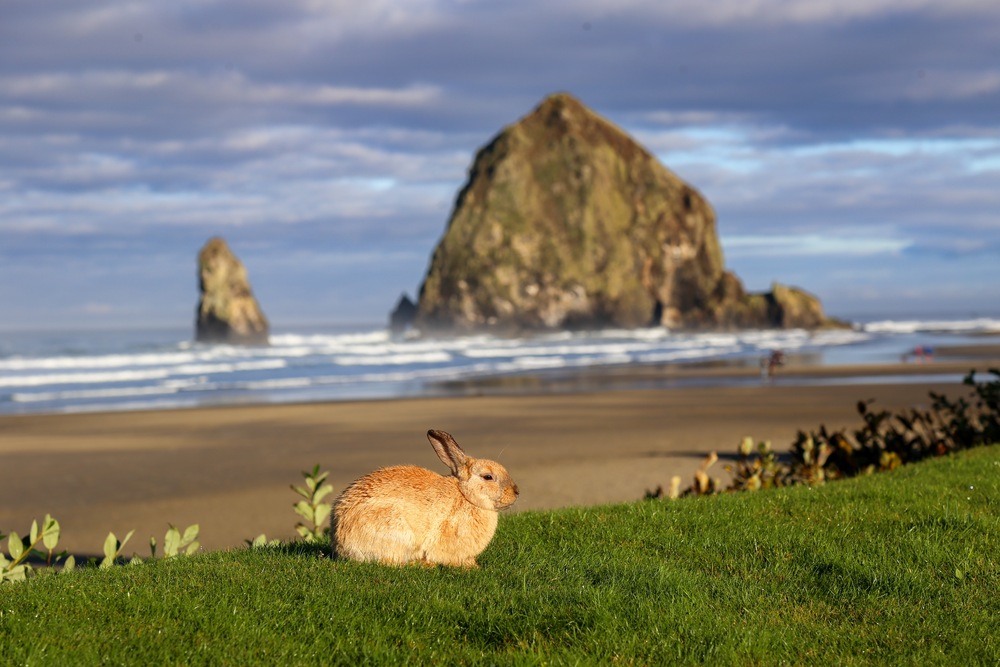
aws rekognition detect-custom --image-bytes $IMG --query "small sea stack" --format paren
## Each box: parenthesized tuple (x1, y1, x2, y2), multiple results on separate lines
(195, 237, 270, 345)
(389, 293, 418, 334)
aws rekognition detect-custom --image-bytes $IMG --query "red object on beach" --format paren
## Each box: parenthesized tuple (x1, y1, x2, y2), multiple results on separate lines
(760, 350, 785, 379)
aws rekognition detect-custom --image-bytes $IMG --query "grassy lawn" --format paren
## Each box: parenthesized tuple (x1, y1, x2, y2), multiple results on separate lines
(2, 445, 998, 666)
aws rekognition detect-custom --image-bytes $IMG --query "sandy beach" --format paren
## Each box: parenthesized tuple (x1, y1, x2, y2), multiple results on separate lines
(2, 351, 997, 556)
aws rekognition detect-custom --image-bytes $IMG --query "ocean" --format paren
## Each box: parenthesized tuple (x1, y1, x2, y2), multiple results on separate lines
(1, 317, 998, 416)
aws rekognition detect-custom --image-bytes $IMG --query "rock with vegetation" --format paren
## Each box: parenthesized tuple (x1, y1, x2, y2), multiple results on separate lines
(415, 92, 835, 332)
(195, 237, 270, 345)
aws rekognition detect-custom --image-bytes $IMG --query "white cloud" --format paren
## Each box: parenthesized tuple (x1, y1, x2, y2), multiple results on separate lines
(570, 0, 999, 27)
(1, 70, 442, 109)
(723, 234, 910, 257)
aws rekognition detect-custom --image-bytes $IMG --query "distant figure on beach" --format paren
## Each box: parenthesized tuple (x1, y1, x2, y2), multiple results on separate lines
(902, 345, 934, 363)
(760, 350, 785, 380)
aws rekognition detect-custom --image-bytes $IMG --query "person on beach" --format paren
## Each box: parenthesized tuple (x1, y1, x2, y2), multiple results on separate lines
(902, 345, 934, 363)
(760, 350, 785, 380)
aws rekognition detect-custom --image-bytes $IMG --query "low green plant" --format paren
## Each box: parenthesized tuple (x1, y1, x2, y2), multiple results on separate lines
(246, 534, 282, 549)
(1, 515, 75, 583)
(100, 530, 136, 569)
(150, 524, 200, 559)
(291, 464, 333, 542)
(3, 517, 203, 583)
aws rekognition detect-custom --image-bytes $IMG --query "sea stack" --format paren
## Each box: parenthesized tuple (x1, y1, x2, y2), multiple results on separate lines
(389, 293, 418, 334)
(415, 92, 834, 333)
(195, 237, 270, 345)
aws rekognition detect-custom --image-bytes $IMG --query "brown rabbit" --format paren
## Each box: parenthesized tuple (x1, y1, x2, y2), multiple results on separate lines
(331, 429, 519, 568)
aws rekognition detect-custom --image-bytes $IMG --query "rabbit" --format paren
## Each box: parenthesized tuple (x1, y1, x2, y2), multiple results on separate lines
(331, 429, 519, 568)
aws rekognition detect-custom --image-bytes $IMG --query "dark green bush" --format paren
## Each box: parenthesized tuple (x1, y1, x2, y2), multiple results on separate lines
(656, 369, 1000, 498)
(793, 369, 1000, 481)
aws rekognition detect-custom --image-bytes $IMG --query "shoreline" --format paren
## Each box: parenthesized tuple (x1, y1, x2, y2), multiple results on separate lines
(5, 342, 997, 421)
(422, 341, 1000, 400)
(2, 352, 998, 555)
(3, 326, 998, 420)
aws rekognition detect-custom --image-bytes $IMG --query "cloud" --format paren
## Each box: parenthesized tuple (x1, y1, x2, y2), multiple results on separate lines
(568, 0, 999, 26)
(723, 234, 911, 258)
(1, 70, 441, 108)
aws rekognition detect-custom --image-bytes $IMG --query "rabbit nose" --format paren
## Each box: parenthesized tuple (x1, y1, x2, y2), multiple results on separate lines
(512, 483, 520, 496)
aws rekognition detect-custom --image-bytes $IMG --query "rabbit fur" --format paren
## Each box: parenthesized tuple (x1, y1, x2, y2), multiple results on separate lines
(331, 429, 519, 568)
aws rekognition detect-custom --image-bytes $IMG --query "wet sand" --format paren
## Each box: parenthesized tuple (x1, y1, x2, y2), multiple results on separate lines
(1, 354, 997, 555)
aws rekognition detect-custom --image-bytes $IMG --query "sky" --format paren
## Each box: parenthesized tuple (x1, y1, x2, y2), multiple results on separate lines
(2, 0, 999, 332)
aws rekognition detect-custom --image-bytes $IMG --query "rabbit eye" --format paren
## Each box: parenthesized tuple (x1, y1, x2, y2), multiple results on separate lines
(482, 474, 494, 481)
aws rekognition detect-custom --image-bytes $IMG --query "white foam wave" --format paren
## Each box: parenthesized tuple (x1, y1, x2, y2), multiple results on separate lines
(808, 330, 872, 345)
(0, 350, 202, 372)
(0, 345, 295, 371)
(863, 318, 1000, 334)
(593, 327, 671, 341)
(0, 359, 287, 388)
(269, 331, 391, 346)
(498, 356, 570, 371)
(2, 318, 992, 416)
(637, 345, 742, 364)
(332, 351, 454, 366)
(463, 342, 651, 358)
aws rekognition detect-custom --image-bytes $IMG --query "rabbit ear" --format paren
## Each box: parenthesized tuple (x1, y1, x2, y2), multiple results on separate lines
(427, 429, 469, 476)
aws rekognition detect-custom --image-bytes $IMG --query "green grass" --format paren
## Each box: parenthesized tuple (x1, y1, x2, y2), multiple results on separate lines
(3, 446, 999, 666)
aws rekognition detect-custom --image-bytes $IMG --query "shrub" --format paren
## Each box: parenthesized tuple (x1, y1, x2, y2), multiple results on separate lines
(655, 369, 1000, 499)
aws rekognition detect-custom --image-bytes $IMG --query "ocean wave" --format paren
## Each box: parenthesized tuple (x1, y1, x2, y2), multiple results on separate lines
(464, 342, 654, 358)
(0, 359, 288, 388)
(199, 363, 500, 393)
(863, 318, 1000, 334)
(636, 345, 742, 364)
(0, 318, 993, 416)
(332, 351, 454, 366)
(269, 331, 391, 347)
(0, 345, 289, 371)
(0, 350, 204, 372)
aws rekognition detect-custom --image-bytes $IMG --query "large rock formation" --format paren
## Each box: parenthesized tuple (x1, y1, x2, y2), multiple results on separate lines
(195, 237, 270, 345)
(415, 93, 835, 333)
